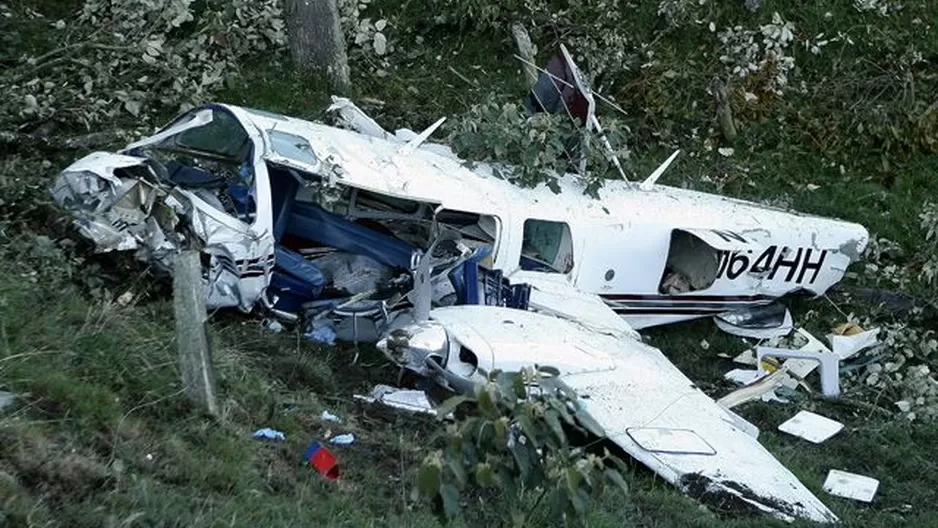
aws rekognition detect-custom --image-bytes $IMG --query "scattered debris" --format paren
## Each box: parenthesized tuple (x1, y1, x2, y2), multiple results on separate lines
(729, 325, 872, 399)
(261, 318, 285, 333)
(320, 410, 341, 423)
(757, 346, 842, 397)
(0, 391, 15, 411)
(252, 428, 286, 441)
(778, 411, 844, 443)
(353, 384, 439, 416)
(715, 305, 793, 339)
(117, 290, 134, 306)
(724, 368, 769, 385)
(718, 366, 791, 409)
(305, 440, 340, 480)
(827, 324, 880, 358)
(823, 470, 879, 503)
(305, 321, 337, 346)
(329, 433, 356, 445)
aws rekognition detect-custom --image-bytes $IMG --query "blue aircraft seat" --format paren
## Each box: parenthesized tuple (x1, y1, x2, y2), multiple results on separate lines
(268, 246, 326, 313)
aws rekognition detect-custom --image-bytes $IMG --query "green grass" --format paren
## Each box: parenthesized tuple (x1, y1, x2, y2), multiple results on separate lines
(3, 0, 938, 526)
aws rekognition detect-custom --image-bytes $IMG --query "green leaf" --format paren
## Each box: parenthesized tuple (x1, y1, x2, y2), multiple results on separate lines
(435, 395, 469, 419)
(570, 487, 590, 516)
(544, 409, 567, 446)
(494, 417, 509, 444)
(495, 466, 518, 497)
(604, 468, 629, 494)
(474, 462, 495, 487)
(518, 408, 540, 448)
(478, 384, 497, 416)
(440, 483, 461, 518)
(417, 461, 441, 498)
(448, 456, 469, 489)
(509, 438, 533, 482)
(512, 371, 527, 399)
(566, 467, 583, 495)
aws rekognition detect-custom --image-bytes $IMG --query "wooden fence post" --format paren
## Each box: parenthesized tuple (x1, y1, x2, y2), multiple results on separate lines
(173, 250, 219, 416)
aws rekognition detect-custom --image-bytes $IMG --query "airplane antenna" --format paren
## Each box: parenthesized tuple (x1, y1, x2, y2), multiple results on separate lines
(639, 149, 681, 190)
(398, 116, 447, 156)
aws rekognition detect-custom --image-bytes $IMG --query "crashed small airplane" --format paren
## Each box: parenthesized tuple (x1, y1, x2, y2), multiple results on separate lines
(51, 49, 867, 523)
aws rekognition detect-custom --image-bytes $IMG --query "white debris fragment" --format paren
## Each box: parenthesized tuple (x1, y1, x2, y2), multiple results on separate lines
(718, 147, 735, 157)
(0, 391, 15, 411)
(895, 400, 911, 413)
(321, 410, 341, 423)
(718, 367, 790, 409)
(778, 410, 844, 443)
(117, 291, 134, 306)
(823, 470, 879, 503)
(827, 327, 880, 358)
(329, 433, 356, 445)
(353, 384, 439, 416)
(724, 368, 768, 385)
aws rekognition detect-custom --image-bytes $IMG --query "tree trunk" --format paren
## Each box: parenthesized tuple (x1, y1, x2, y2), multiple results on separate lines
(284, 0, 351, 93)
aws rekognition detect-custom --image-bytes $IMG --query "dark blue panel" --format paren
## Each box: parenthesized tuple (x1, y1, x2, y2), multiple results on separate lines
(268, 167, 299, 241)
(287, 201, 415, 269)
(269, 246, 326, 312)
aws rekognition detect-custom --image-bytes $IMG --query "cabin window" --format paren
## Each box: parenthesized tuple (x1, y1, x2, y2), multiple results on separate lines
(269, 130, 319, 166)
(519, 219, 574, 274)
(172, 109, 251, 160)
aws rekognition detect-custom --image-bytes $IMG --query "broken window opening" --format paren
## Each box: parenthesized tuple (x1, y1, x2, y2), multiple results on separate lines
(520, 219, 575, 274)
(658, 230, 720, 294)
(266, 165, 505, 320)
(133, 107, 257, 224)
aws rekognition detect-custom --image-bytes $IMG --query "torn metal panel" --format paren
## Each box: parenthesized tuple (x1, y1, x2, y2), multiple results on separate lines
(714, 304, 794, 339)
(353, 384, 439, 416)
(778, 411, 844, 444)
(823, 470, 879, 503)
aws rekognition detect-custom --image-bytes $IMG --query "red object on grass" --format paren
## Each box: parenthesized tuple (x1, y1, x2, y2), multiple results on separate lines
(304, 440, 339, 479)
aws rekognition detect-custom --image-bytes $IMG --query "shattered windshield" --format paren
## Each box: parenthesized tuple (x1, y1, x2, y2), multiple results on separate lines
(165, 109, 251, 160)
(138, 108, 257, 223)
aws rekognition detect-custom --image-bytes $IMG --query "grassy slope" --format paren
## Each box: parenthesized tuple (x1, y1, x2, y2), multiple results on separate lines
(3, 0, 938, 527)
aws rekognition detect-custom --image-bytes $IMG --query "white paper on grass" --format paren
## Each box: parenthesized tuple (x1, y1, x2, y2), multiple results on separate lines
(778, 410, 844, 443)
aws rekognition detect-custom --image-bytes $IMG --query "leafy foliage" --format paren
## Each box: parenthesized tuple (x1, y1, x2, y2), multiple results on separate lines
(415, 369, 628, 525)
(410, 0, 938, 166)
(0, 0, 286, 132)
(447, 96, 631, 196)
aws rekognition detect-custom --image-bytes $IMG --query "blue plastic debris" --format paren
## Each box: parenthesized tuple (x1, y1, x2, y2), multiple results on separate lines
(252, 428, 286, 441)
(305, 320, 337, 346)
(329, 433, 355, 445)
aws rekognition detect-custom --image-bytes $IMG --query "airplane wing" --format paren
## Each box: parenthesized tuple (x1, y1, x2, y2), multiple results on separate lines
(406, 303, 839, 524)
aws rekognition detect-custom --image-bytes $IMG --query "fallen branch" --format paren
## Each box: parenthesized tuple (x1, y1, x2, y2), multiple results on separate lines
(0, 130, 128, 153)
